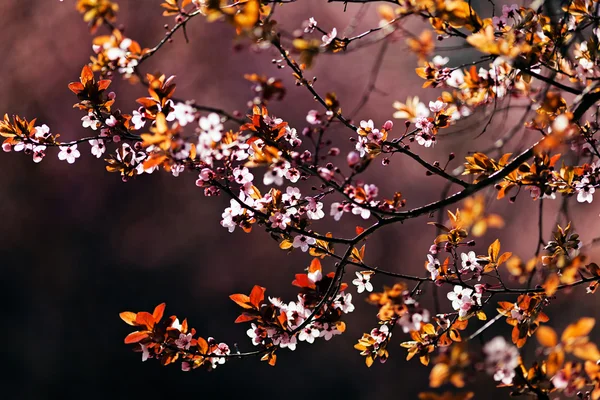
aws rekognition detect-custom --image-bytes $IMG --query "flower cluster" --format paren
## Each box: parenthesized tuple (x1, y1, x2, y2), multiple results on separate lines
(229, 259, 353, 365)
(120, 303, 231, 371)
(446, 285, 482, 318)
(483, 336, 520, 385)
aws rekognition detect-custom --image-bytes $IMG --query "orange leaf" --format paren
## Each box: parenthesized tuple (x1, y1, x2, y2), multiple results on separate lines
(538, 312, 550, 323)
(562, 318, 595, 342)
(261, 350, 277, 366)
(119, 311, 137, 326)
(136, 97, 157, 109)
(81, 65, 94, 84)
(536, 325, 558, 347)
(572, 341, 600, 361)
(497, 252, 512, 266)
(429, 364, 450, 388)
(350, 244, 366, 262)
(488, 239, 500, 261)
(308, 258, 321, 274)
(197, 336, 208, 354)
(546, 350, 564, 376)
(279, 239, 293, 250)
(543, 273, 560, 296)
(277, 311, 288, 327)
(143, 155, 167, 170)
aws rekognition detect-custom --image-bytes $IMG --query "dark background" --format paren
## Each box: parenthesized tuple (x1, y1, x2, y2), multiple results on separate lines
(2, 1, 599, 399)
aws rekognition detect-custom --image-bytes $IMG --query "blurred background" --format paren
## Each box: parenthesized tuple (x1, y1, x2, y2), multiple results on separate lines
(2, 0, 600, 399)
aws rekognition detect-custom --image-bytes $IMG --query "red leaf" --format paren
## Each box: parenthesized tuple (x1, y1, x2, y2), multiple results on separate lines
(292, 274, 313, 289)
(152, 303, 166, 322)
(135, 311, 155, 329)
(234, 313, 257, 323)
(356, 226, 365, 235)
(68, 82, 84, 94)
(230, 294, 252, 309)
(249, 285, 266, 309)
(124, 331, 149, 344)
(97, 79, 111, 91)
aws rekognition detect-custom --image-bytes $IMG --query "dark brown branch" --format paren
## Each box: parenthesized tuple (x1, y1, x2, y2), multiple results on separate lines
(386, 141, 539, 221)
(138, 9, 202, 65)
(386, 141, 471, 188)
(518, 63, 582, 95)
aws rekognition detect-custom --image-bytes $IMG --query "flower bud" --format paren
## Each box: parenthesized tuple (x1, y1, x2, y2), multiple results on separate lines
(347, 151, 360, 166)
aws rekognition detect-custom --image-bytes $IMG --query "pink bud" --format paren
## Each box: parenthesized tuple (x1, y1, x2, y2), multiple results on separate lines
(199, 168, 214, 181)
(382, 120, 393, 131)
(347, 151, 360, 166)
(106, 116, 117, 127)
(113, 135, 121, 143)
(318, 167, 334, 181)
(2, 143, 12, 152)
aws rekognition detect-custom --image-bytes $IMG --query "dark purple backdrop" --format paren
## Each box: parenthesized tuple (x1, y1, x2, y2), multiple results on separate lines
(2, 1, 599, 399)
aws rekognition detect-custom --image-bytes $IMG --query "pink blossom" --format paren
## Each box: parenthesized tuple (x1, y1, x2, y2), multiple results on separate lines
(90, 139, 106, 158)
(199, 113, 223, 142)
(174, 333, 192, 350)
(32, 145, 47, 163)
(292, 235, 316, 252)
(269, 212, 291, 230)
(483, 336, 519, 385)
(352, 271, 373, 293)
(298, 325, 320, 343)
(58, 145, 81, 164)
(352, 206, 371, 220)
(232, 166, 254, 186)
(81, 112, 100, 130)
(322, 27, 337, 46)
